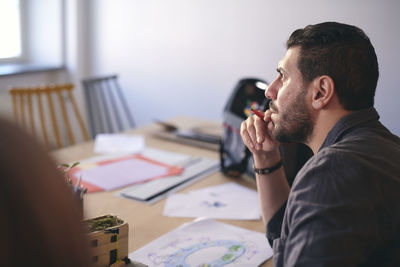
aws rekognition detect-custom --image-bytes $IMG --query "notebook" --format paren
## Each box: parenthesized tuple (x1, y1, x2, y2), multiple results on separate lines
(119, 157, 219, 204)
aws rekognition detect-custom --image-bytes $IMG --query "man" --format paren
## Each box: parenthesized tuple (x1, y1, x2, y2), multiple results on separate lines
(240, 22, 400, 266)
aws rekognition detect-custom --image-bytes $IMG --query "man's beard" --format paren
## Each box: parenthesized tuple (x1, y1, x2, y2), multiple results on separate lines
(270, 88, 314, 144)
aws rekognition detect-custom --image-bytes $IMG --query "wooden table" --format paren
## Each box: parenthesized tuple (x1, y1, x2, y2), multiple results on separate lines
(51, 116, 273, 267)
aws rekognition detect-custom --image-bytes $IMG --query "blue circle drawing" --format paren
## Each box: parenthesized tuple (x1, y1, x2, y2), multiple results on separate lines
(164, 240, 246, 267)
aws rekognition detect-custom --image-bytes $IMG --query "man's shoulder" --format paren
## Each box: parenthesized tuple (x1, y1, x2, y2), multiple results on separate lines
(323, 109, 400, 155)
(325, 129, 400, 168)
(294, 136, 400, 193)
(318, 121, 400, 164)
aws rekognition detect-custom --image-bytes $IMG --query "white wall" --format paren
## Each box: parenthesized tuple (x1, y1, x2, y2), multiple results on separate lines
(88, 0, 400, 135)
(25, 0, 64, 66)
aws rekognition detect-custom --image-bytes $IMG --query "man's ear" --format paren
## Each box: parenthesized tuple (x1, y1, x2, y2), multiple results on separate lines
(311, 75, 335, 110)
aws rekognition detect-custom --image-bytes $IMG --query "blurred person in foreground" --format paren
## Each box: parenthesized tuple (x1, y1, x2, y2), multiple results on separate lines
(241, 22, 400, 266)
(0, 117, 92, 266)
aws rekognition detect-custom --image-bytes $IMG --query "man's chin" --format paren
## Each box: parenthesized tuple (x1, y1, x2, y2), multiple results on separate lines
(272, 125, 291, 143)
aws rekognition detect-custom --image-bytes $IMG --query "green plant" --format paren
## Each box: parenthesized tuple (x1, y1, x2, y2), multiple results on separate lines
(58, 162, 80, 183)
(86, 215, 124, 232)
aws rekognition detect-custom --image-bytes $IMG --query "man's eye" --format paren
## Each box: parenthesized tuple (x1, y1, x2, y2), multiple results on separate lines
(276, 68, 286, 81)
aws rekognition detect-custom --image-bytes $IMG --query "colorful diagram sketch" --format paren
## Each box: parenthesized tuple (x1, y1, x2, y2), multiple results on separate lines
(163, 182, 260, 220)
(130, 218, 272, 266)
(165, 240, 245, 267)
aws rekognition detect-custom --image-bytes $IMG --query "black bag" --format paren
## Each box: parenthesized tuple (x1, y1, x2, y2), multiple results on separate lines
(220, 78, 314, 183)
(220, 78, 269, 178)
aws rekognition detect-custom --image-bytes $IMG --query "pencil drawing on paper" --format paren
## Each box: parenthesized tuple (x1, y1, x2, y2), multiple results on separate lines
(132, 219, 272, 266)
(145, 236, 262, 266)
(201, 200, 227, 208)
(164, 240, 245, 267)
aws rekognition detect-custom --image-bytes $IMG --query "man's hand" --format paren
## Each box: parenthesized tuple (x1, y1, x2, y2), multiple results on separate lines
(240, 109, 280, 165)
(240, 109, 289, 225)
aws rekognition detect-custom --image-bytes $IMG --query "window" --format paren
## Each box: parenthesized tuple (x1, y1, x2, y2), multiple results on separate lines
(0, 0, 22, 60)
(0, 0, 64, 76)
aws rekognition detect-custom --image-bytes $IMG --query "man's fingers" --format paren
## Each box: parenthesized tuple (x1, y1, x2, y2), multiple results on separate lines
(247, 116, 258, 144)
(240, 109, 280, 153)
(241, 116, 268, 151)
(240, 120, 255, 149)
(255, 117, 266, 144)
(265, 109, 272, 121)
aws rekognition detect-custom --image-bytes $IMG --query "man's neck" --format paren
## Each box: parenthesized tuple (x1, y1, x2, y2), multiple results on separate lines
(306, 108, 352, 154)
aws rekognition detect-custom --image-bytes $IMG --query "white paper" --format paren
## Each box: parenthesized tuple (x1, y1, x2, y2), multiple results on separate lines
(163, 182, 260, 220)
(94, 133, 145, 154)
(131, 218, 271, 266)
(75, 156, 179, 191)
(70, 148, 191, 192)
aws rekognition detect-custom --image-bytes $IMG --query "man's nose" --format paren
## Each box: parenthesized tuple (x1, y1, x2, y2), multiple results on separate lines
(265, 77, 279, 100)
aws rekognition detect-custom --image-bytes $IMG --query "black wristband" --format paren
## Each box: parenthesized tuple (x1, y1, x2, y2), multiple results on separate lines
(253, 160, 283, 175)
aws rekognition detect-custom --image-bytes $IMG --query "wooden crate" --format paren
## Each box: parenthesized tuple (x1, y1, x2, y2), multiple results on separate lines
(86, 215, 129, 267)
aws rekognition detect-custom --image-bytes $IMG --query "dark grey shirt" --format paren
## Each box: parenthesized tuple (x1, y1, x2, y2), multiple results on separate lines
(267, 108, 400, 266)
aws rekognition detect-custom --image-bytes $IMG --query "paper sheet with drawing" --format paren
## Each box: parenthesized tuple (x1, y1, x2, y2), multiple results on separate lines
(131, 218, 272, 266)
(163, 182, 261, 220)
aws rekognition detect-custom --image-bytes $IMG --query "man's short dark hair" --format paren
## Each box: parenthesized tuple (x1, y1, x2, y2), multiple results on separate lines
(286, 22, 379, 110)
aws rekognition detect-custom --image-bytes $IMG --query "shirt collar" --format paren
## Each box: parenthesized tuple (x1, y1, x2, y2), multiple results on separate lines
(319, 107, 380, 151)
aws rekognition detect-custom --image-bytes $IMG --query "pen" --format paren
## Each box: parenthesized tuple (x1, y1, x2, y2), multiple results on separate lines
(251, 108, 264, 120)
(75, 175, 82, 192)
